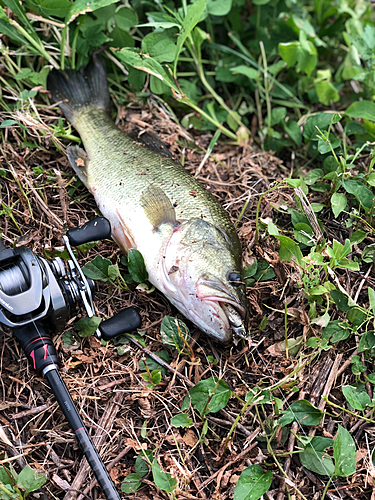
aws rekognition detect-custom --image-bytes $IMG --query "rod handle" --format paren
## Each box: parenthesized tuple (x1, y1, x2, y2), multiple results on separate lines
(44, 369, 121, 500)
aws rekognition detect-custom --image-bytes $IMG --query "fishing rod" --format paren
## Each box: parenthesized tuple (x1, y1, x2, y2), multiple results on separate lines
(0, 217, 344, 499)
(0, 217, 141, 500)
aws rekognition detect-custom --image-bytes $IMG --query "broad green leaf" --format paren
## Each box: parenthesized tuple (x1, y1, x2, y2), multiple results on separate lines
(369, 287, 375, 313)
(108, 264, 120, 281)
(128, 248, 148, 283)
(315, 80, 340, 106)
(135, 450, 153, 478)
(313, 202, 328, 211)
(284, 120, 302, 147)
(279, 41, 300, 67)
(303, 113, 333, 140)
(317, 135, 340, 154)
(278, 35, 317, 76)
(342, 385, 371, 411)
(170, 413, 193, 428)
(331, 192, 347, 218)
(17, 465, 46, 495)
(182, 377, 232, 416)
(114, 48, 178, 92)
(109, 26, 134, 48)
(230, 65, 259, 79)
(75, 316, 102, 337)
(25, 0, 72, 17)
(362, 244, 375, 263)
(142, 32, 176, 63)
(160, 316, 190, 349)
(267, 221, 279, 236)
(245, 388, 272, 404)
(115, 7, 137, 31)
(207, 0, 232, 16)
(4, 0, 39, 40)
(233, 465, 272, 500)
(358, 331, 375, 353)
(322, 320, 351, 343)
(0, 120, 18, 127)
(294, 223, 314, 244)
(174, 0, 206, 72)
(346, 100, 375, 122)
(299, 437, 334, 476)
(347, 307, 366, 327)
(285, 178, 301, 188)
(351, 355, 367, 376)
(276, 235, 303, 267)
(82, 255, 114, 282)
(0, 17, 30, 46)
(152, 460, 177, 492)
(227, 110, 241, 132)
(128, 67, 146, 91)
(0, 466, 13, 486)
(304, 169, 323, 185)
(279, 400, 324, 427)
(66, 0, 119, 24)
(333, 425, 356, 477)
(367, 173, 375, 187)
(270, 107, 287, 126)
(142, 369, 162, 386)
(244, 260, 258, 279)
(139, 351, 170, 376)
(307, 285, 328, 296)
(121, 473, 142, 494)
(342, 179, 374, 209)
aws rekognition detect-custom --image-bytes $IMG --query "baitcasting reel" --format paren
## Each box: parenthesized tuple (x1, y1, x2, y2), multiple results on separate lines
(0, 216, 141, 352)
(0, 217, 142, 500)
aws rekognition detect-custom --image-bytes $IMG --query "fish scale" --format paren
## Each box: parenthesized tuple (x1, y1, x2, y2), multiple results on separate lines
(48, 55, 248, 342)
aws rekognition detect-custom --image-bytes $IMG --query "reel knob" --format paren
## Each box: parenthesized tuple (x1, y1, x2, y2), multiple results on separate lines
(67, 217, 111, 247)
(99, 308, 142, 341)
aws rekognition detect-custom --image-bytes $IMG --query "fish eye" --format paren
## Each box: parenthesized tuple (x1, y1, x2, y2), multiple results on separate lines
(227, 272, 241, 287)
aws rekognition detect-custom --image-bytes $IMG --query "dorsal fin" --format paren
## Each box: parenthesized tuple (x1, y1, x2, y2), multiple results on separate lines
(129, 131, 180, 163)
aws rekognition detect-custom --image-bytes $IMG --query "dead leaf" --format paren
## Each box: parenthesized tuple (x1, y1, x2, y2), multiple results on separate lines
(123, 438, 146, 451)
(183, 429, 198, 448)
(266, 342, 284, 357)
(110, 466, 120, 483)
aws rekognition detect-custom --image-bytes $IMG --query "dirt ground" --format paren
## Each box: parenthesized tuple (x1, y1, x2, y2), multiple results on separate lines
(0, 97, 373, 500)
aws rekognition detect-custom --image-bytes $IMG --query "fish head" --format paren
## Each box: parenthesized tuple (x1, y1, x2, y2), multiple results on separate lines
(162, 219, 249, 343)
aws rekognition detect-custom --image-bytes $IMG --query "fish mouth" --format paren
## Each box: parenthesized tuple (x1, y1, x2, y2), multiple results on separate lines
(220, 303, 249, 339)
(196, 280, 249, 340)
(202, 295, 249, 340)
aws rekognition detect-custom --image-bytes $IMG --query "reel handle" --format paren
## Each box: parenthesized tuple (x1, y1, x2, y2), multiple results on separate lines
(67, 217, 111, 247)
(99, 307, 142, 340)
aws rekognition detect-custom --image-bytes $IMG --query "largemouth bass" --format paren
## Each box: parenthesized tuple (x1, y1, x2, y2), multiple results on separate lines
(47, 56, 248, 342)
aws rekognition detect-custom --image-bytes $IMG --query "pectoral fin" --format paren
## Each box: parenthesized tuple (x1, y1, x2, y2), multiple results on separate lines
(140, 185, 176, 230)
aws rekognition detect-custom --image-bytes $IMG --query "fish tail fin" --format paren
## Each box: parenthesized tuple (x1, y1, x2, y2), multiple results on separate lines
(47, 54, 111, 122)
